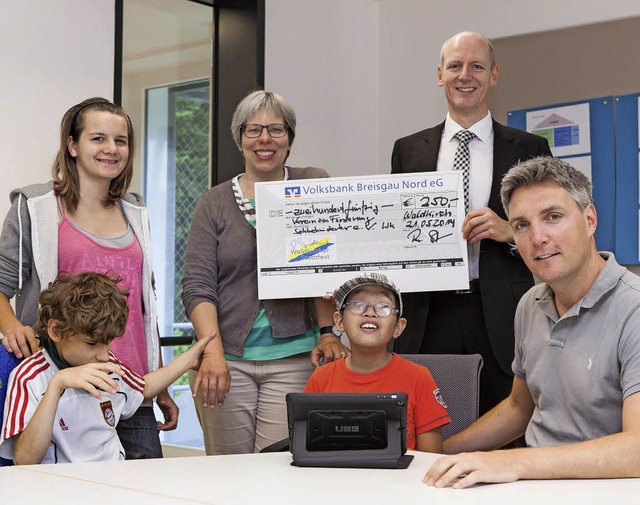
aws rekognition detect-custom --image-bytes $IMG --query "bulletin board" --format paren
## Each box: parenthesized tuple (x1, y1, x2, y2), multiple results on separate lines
(508, 97, 617, 257)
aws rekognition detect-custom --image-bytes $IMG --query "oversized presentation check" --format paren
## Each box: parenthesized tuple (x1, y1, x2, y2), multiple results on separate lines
(255, 172, 470, 299)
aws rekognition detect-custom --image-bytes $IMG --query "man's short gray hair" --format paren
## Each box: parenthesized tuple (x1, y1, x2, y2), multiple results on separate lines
(501, 156, 593, 216)
(230, 90, 296, 150)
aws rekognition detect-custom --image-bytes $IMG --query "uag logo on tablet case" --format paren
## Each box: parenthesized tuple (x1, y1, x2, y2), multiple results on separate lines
(284, 186, 301, 198)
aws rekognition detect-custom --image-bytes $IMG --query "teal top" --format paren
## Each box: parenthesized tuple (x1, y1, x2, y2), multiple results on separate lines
(224, 190, 318, 361)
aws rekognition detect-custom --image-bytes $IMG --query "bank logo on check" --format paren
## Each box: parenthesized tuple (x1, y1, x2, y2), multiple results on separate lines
(284, 186, 301, 198)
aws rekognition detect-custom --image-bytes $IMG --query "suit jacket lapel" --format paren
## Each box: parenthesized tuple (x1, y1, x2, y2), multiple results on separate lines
(421, 122, 445, 172)
(489, 120, 515, 217)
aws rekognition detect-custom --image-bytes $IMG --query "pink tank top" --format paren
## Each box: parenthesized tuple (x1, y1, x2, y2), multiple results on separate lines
(57, 203, 148, 376)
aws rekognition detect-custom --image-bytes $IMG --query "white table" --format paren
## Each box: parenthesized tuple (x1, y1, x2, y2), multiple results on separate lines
(1, 451, 639, 504)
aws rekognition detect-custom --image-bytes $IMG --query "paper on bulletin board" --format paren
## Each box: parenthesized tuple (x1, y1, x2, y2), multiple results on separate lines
(255, 172, 470, 299)
(525, 102, 591, 157)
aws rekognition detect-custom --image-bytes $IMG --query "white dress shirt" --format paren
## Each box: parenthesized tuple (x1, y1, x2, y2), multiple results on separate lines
(436, 112, 494, 280)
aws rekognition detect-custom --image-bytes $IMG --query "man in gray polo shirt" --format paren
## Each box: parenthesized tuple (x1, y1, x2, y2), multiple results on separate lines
(424, 156, 640, 488)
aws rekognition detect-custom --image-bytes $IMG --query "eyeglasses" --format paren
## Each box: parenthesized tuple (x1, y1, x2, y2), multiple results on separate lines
(242, 123, 288, 138)
(343, 301, 398, 318)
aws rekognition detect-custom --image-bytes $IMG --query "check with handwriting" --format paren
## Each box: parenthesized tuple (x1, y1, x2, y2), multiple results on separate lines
(255, 172, 470, 299)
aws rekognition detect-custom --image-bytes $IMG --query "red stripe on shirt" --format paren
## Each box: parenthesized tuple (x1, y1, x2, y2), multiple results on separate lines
(3, 352, 50, 439)
(109, 352, 144, 393)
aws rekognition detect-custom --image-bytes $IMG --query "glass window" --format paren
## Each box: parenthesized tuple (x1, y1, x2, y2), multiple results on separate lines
(122, 0, 213, 450)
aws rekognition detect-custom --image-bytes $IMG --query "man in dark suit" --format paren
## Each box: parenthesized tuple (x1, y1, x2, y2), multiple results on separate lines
(392, 31, 551, 415)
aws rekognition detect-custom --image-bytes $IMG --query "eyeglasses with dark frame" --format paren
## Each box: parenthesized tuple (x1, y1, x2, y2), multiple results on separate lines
(343, 300, 398, 318)
(242, 123, 288, 138)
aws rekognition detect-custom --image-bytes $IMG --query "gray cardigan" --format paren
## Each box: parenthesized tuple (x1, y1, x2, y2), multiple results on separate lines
(181, 167, 329, 356)
(0, 182, 160, 373)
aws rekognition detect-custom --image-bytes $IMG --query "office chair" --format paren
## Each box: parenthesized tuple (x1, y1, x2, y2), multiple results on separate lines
(399, 353, 483, 440)
(260, 353, 483, 453)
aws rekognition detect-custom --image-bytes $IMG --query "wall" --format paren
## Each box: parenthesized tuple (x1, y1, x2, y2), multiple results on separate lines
(4, 1, 640, 251)
(378, 0, 640, 166)
(0, 0, 115, 222)
(490, 17, 640, 123)
(6, 1, 640, 207)
(265, 0, 640, 175)
(264, 0, 379, 177)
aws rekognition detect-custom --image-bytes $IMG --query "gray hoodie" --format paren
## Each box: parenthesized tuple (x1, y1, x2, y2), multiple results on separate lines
(0, 182, 159, 373)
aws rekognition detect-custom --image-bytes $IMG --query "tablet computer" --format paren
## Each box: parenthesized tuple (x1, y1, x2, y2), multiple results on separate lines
(286, 392, 414, 469)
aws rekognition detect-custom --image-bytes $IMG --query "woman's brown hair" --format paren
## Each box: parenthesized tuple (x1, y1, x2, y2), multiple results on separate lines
(52, 97, 135, 212)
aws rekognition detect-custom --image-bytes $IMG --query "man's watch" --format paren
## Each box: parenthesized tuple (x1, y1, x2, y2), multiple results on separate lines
(319, 325, 342, 337)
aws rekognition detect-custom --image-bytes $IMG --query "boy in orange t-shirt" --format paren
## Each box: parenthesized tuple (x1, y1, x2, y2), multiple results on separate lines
(305, 273, 450, 452)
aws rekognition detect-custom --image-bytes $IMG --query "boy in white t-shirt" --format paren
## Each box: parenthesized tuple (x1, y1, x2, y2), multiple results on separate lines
(0, 272, 211, 465)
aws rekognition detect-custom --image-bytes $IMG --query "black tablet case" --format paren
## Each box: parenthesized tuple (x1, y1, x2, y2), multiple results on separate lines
(286, 392, 414, 469)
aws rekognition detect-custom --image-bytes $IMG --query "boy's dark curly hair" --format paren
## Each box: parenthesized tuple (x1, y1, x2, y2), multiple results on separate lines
(35, 272, 130, 343)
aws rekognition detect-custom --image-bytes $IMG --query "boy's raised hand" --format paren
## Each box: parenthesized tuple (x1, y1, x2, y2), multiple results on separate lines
(183, 332, 214, 371)
(49, 362, 123, 400)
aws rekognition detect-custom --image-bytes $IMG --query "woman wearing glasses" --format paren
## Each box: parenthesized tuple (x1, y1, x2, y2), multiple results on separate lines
(182, 90, 348, 454)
